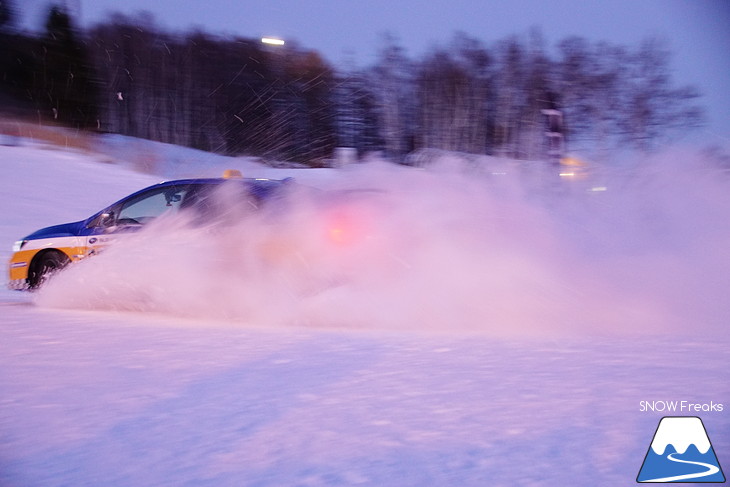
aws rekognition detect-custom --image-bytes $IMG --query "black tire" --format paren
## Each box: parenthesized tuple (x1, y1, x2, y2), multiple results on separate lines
(28, 251, 70, 290)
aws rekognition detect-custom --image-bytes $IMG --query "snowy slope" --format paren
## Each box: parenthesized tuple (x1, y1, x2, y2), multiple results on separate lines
(1, 138, 728, 486)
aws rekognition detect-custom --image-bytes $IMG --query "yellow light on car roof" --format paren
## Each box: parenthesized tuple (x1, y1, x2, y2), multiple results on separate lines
(223, 169, 243, 179)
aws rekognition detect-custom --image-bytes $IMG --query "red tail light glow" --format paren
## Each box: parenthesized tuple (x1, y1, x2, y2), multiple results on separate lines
(326, 211, 362, 246)
(329, 226, 347, 244)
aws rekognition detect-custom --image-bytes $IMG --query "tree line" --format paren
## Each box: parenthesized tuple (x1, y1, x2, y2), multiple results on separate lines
(0, 3, 704, 164)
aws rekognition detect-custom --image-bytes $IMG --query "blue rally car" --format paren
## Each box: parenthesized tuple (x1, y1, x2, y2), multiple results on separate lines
(8, 170, 292, 290)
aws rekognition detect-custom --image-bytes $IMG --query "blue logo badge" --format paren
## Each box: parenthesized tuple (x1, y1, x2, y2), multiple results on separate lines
(637, 416, 725, 483)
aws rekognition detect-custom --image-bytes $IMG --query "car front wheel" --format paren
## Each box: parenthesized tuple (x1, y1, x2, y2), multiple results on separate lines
(28, 251, 70, 290)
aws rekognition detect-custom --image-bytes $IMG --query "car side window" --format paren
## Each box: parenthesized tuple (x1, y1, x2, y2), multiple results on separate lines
(116, 186, 188, 225)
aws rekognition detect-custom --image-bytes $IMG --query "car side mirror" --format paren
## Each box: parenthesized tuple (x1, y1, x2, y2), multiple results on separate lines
(100, 212, 115, 227)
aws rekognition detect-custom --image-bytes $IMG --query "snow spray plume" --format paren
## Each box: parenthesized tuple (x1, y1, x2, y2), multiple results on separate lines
(36, 151, 730, 337)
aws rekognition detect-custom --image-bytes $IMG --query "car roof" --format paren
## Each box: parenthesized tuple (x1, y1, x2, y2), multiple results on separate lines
(153, 176, 286, 186)
(141, 176, 293, 193)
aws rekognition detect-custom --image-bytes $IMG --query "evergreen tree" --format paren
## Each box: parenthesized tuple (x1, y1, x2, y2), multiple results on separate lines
(39, 4, 99, 128)
(0, 0, 15, 31)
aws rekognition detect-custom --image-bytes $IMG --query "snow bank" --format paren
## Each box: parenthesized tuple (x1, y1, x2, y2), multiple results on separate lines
(35, 149, 730, 337)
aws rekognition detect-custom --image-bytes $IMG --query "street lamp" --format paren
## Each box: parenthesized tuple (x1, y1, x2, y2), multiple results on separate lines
(261, 37, 285, 46)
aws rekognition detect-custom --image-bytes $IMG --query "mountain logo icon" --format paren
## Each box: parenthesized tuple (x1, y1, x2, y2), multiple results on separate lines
(637, 416, 725, 483)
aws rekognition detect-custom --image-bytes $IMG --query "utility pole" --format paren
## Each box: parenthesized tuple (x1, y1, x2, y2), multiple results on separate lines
(541, 108, 564, 165)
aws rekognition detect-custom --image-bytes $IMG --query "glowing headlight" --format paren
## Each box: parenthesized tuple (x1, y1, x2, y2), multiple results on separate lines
(12, 240, 27, 252)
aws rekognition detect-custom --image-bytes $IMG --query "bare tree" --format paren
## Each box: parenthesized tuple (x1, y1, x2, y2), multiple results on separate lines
(620, 37, 703, 152)
(492, 36, 526, 158)
(520, 28, 552, 160)
(371, 33, 415, 161)
(416, 33, 492, 154)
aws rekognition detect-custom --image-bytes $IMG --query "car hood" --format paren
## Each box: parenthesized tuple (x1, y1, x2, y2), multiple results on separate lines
(23, 220, 87, 241)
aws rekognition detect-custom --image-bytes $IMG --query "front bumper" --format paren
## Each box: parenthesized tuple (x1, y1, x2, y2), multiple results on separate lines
(8, 279, 29, 291)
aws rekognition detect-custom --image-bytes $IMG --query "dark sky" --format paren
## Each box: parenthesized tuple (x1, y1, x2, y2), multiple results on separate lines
(20, 0, 730, 143)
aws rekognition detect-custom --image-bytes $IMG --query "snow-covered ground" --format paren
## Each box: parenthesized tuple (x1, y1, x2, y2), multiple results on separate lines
(1, 136, 728, 486)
